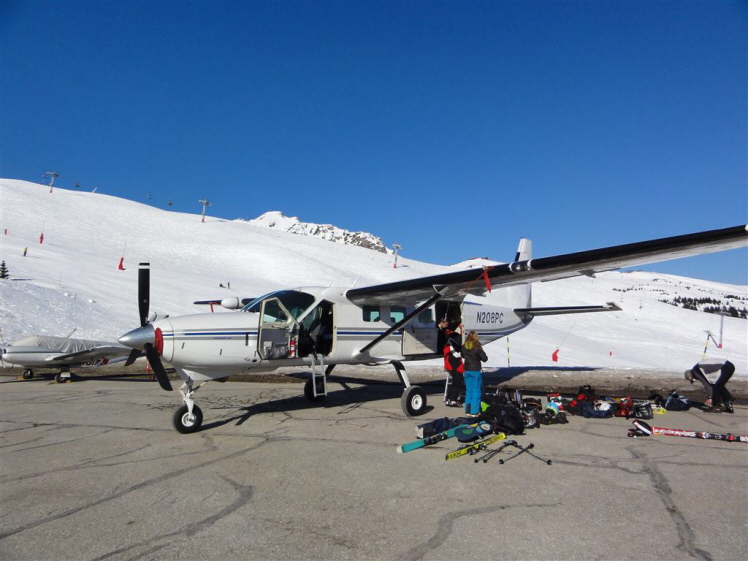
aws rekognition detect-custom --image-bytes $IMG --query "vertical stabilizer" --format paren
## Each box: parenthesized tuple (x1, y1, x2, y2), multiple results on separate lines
(511, 238, 532, 308)
(515, 237, 532, 262)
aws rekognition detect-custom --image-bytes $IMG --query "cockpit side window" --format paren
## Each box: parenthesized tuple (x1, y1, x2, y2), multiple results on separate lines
(261, 299, 289, 324)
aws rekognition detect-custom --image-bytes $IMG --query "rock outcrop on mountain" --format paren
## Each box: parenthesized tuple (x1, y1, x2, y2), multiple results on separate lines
(245, 211, 389, 253)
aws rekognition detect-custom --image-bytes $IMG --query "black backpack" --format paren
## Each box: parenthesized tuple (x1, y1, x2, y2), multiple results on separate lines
(481, 399, 525, 435)
(663, 390, 691, 411)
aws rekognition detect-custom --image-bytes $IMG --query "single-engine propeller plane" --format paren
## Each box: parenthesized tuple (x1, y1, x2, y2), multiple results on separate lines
(118, 225, 748, 433)
(0, 335, 135, 383)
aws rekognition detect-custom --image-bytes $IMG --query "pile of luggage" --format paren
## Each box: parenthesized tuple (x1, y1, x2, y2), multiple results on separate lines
(418, 386, 695, 440)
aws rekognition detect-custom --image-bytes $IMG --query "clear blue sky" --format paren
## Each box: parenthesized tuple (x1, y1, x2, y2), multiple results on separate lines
(2, 0, 746, 284)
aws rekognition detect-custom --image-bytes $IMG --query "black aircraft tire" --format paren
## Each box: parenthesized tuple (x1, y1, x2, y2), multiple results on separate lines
(173, 404, 203, 434)
(401, 386, 427, 417)
(22, 370, 33, 380)
(304, 379, 326, 402)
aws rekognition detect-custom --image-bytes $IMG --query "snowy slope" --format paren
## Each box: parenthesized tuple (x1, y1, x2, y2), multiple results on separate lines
(1, 179, 746, 376)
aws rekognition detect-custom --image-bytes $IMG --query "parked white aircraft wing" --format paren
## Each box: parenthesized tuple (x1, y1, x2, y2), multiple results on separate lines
(346, 225, 748, 304)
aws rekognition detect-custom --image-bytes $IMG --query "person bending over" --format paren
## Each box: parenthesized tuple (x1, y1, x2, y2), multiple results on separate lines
(685, 360, 735, 413)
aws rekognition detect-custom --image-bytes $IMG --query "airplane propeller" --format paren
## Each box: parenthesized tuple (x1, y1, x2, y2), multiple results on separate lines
(120, 263, 173, 391)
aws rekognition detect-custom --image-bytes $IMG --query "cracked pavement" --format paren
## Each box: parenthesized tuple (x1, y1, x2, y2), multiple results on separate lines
(1, 375, 746, 560)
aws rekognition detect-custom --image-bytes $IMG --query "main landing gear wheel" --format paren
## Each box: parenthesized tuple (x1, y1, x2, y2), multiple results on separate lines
(401, 386, 427, 417)
(304, 379, 326, 402)
(172, 404, 203, 434)
(22, 370, 33, 380)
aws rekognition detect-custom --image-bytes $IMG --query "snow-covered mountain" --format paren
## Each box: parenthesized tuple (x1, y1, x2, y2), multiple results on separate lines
(245, 211, 389, 253)
(0, 178, 746, 376)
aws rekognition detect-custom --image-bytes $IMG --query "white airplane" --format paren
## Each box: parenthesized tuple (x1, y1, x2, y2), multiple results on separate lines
(118, 225, 748, 433)
(0, 335, 135, 383)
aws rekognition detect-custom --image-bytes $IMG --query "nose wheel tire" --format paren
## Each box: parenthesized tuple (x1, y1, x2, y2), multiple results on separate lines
(401, 386, 427, 416)
(173, 404, 203, 434)
(22, 370, 33, 380)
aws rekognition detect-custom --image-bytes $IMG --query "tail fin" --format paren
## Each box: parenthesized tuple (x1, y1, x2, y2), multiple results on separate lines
(509, 238, 532, 308)
(515, 237, 532, 262)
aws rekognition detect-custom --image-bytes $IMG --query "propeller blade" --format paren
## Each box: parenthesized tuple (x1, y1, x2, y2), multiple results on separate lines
(144, 343, 172, 391)
(124, 349, 140, 367)
(138, 262, 150, 327)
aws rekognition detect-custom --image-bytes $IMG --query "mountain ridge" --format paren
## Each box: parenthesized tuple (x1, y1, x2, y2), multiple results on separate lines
(242, 210, 389, 253)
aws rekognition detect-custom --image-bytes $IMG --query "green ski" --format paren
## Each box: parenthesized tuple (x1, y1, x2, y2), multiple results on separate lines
(445, 433, 507, 461)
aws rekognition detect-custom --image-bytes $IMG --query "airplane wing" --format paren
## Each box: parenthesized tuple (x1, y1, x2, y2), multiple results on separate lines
(346, 225, 748, 304)
(47, 345, 133, 362)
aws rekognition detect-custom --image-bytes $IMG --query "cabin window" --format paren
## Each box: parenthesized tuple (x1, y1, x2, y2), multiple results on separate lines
(418, 309, 434, 324)
(363, 306, 381, 322)
(390, 306, 406, 323)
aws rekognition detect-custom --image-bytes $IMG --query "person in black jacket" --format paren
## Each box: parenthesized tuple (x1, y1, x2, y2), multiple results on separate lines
(443, 329, 464, 407)
(461, 330, 488, 417)
(685, 360, 735, 413)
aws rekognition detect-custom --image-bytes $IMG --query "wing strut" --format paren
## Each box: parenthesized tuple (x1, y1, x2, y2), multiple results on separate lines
(358, 293, 443, 355)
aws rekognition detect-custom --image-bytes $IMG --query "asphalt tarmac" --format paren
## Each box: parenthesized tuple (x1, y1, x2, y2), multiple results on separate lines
(1, 374, 746, 561)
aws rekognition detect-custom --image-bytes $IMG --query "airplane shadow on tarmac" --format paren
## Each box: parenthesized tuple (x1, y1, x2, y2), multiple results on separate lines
(199, 375, 443, 432)
(483, 365, 597, 385)
(200, 367, 597, 432)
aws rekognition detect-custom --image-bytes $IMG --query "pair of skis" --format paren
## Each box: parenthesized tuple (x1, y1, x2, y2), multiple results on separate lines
(444, 433, 507, 461)
(629, 420, 748, 443)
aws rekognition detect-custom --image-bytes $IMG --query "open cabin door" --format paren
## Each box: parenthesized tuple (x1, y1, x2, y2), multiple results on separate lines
(400, 300, 464, 357)
(401, 306, 438, 356)
(257, 297, 295, 359)
(255, 290, 320, 360)
(401, 300, 464, 356)
(299, 300, 334, 358)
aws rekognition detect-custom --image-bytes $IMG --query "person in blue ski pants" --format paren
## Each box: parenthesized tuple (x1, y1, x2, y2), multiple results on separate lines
(460, 331, 488, 416)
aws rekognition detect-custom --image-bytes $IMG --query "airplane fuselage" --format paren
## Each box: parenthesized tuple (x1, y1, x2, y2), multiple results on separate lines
(134, 285, 531, 382)
(0, 347, 109, 369)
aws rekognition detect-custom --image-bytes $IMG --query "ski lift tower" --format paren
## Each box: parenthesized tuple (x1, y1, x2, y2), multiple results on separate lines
(198, 198, 211, 223)
(392, 243, 402, 268)
(43, 170, 59, 193)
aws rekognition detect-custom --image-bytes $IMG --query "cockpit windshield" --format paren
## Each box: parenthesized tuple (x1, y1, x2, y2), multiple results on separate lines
(241, 290, 316, 320)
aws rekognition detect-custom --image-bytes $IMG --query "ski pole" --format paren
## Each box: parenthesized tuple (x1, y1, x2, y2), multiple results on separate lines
(521, 446, 553, 465)
(499, 442, 534, 464)
(475, 439, 516, 463)
(499, 443, 553, 465)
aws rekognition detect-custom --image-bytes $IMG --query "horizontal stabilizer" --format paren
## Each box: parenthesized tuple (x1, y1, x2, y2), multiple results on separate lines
(514, 302, 622, 317)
